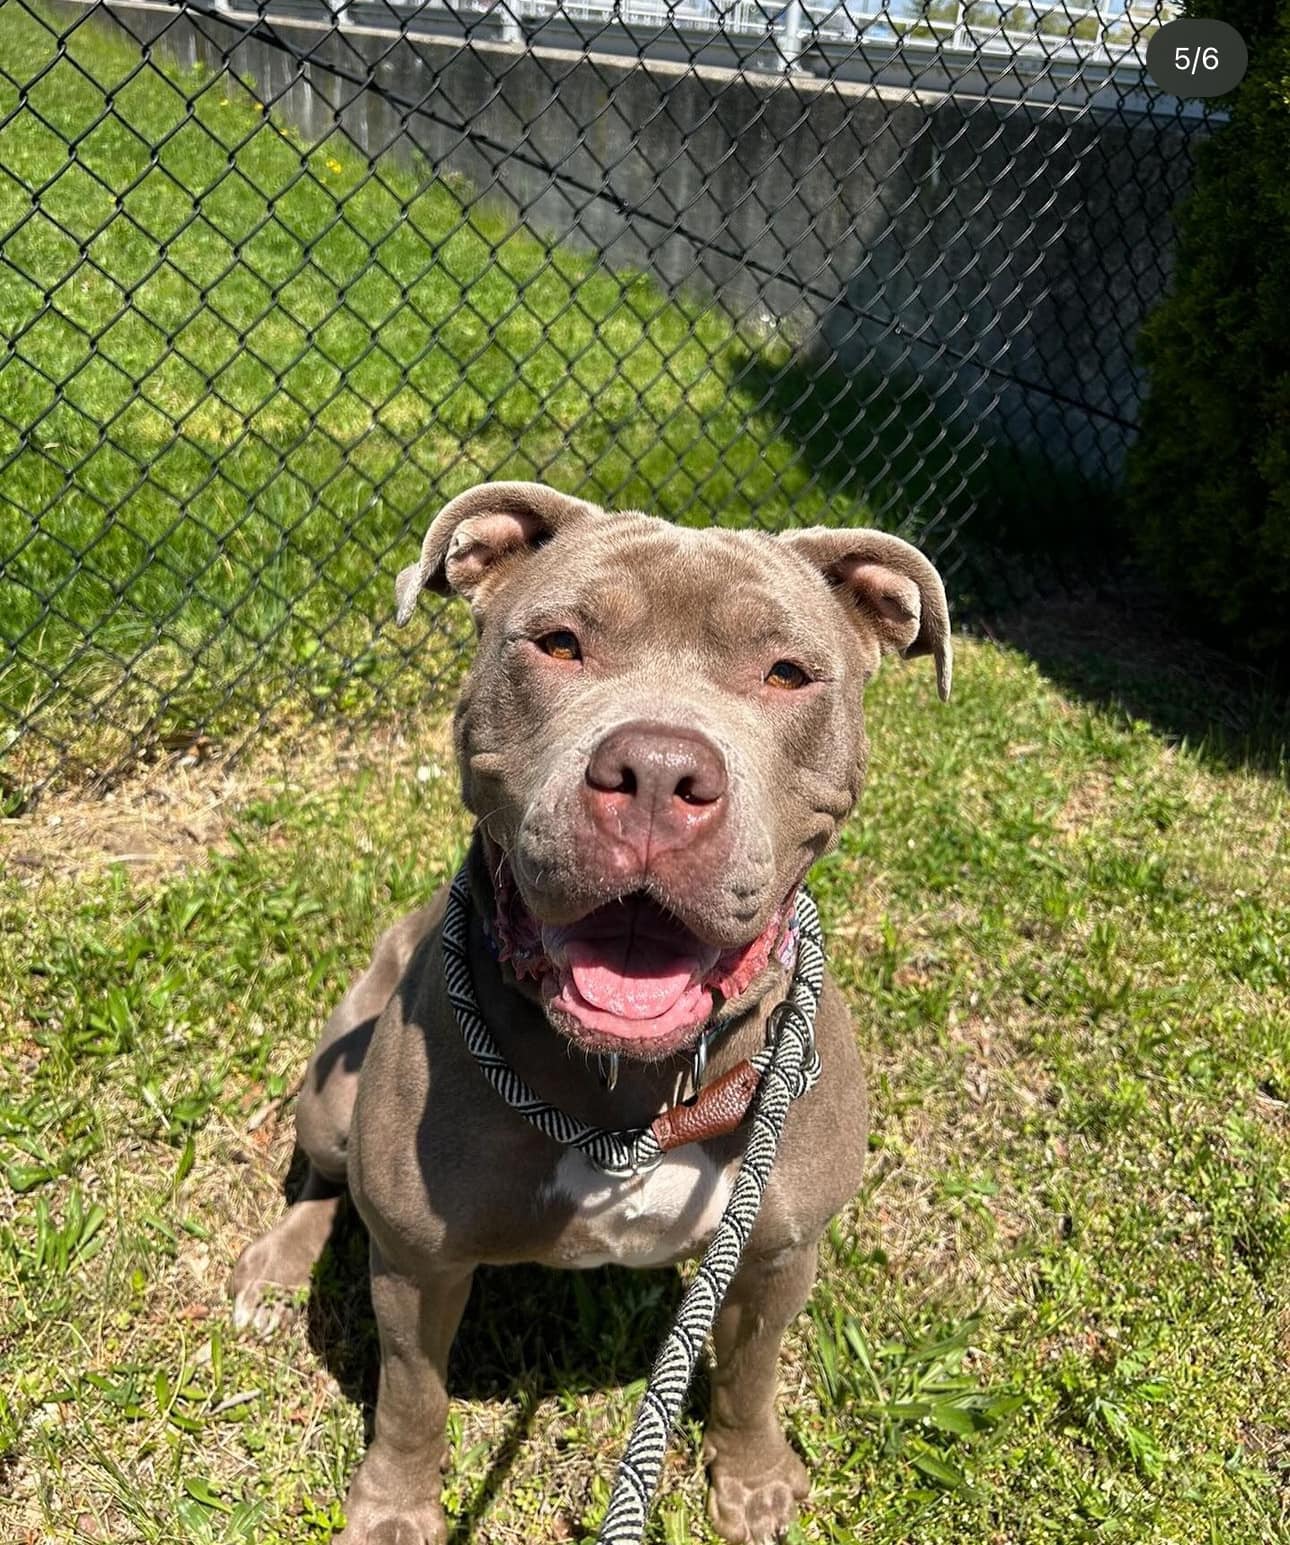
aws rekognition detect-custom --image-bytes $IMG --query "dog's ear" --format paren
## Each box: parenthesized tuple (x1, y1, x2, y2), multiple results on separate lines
(394, 482, 604, 624)
(779, 526, 952, 701)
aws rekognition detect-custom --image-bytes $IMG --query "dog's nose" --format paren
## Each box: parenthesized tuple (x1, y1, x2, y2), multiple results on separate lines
(583, 721, 728, 858)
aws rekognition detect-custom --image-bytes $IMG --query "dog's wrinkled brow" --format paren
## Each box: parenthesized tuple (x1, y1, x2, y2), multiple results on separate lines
(516, 585, 653, 637)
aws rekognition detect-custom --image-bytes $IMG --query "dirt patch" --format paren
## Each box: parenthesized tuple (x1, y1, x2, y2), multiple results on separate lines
(1, 756, 240, 880)
(1053, 768, 1116, 837)
(0, 717, 452, 884)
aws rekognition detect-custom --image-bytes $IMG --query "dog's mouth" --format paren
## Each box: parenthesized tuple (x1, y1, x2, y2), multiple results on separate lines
(486, 862, 797, 1057)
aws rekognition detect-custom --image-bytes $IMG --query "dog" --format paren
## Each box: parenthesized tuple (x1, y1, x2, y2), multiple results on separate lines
(230, 481, 951, 1543)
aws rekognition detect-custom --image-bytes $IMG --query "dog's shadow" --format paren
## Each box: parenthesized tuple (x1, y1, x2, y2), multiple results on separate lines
(288, 1152, 696, 1542)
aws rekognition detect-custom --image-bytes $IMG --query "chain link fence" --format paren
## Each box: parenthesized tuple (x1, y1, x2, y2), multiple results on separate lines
(0, 0, 1212, 801)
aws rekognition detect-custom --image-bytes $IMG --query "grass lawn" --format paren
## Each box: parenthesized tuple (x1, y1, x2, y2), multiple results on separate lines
(1, 636, 1286, 1543)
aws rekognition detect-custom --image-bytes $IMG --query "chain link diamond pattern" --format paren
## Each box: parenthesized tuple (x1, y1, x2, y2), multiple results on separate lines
(0, 0, 1209, 799)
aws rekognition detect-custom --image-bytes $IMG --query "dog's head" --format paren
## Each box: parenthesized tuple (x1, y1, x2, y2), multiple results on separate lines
(397, 482, 951, 1060)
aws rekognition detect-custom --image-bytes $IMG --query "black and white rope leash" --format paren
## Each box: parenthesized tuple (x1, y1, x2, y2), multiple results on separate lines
(442, 869, 826, 1544)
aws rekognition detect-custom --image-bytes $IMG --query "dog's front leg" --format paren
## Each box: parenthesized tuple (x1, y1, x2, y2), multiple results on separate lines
(337, 1245, 474, 1545)
(702, 1241, 817, 1544)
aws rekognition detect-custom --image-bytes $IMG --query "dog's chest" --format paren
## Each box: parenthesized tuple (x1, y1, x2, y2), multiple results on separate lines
(542, 1146, 734, 1269)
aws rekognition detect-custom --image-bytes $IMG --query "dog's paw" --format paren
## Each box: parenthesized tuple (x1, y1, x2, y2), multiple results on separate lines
(704, 1436, 809, 1544)
(229, 1277, 302, 1338)
(334, 1497, 447, 1545)
(228, 1234, 309, 1337)
(229, 1185, 344, 1336)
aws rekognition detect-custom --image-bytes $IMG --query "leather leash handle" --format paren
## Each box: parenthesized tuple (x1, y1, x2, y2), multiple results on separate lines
(649, 1058, 762, 1151)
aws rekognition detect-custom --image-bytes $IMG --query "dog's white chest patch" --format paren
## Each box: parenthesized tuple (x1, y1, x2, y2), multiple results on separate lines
(545, 1146, 734, 1269)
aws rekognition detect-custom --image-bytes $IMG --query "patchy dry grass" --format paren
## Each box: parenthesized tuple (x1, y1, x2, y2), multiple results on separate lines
(1, 637, 1288, 1544)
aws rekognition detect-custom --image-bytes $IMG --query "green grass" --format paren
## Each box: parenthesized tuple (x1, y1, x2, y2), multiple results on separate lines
(0, 3, 910, 778)
(2, 637, 1286, 1542)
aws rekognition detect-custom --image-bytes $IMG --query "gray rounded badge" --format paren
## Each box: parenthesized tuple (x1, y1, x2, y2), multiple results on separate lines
(1146, 17, 1249, 99)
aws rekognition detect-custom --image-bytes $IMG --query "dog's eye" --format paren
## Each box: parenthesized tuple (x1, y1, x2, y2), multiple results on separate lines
(765, 660, 811, 690)
(536, 630, 581, 662)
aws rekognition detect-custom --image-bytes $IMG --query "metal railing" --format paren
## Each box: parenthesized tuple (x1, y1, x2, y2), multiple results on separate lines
(203, 0, 1181, 84)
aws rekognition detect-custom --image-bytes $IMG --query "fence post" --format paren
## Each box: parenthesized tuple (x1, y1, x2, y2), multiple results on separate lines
(499, 0, 524, 44)
(951, 0, 970, 52)
(779, 0, 806, 70)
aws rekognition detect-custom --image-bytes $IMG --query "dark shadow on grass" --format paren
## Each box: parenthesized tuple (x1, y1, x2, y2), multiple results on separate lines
(296, 1167, 695, 1540)
(984, 580, 1290, 780)
(732, 346, 1289, 779)
(444, 1400, 537, 1545)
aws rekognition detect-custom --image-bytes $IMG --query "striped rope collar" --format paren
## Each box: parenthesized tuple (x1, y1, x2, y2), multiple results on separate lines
(440, 866, 827, 1544)
(441, 869, 822, 1178)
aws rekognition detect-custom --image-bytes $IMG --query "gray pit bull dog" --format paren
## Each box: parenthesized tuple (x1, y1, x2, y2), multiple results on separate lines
(230, 482, 952, 1544)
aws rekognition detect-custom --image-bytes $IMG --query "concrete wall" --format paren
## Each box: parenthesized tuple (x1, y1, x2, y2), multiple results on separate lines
(57, 3, 1200, 478)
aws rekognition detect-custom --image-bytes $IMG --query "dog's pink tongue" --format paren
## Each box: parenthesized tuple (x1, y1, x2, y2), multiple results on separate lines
(565, 938, 699, 1021)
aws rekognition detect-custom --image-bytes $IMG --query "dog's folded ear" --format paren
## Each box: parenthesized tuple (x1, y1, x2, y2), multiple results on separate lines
(394, 482, 605, 625)
(779, 526, 953, 701)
